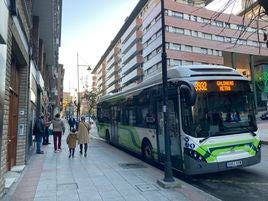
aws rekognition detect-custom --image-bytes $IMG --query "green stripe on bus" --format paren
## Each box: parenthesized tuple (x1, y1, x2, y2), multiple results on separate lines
(118, 125, 141, 152)
(196, 139, 260, 163)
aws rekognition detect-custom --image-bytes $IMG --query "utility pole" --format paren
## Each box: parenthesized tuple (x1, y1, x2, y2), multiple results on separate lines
(77, 53, 80, 122)
(160, 0, 174, 183)
(157, 0, 180, 188)
(76, 52, 91, 122)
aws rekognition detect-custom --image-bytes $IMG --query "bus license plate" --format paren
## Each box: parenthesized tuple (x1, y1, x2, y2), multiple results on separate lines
(226, 160, 242, 168)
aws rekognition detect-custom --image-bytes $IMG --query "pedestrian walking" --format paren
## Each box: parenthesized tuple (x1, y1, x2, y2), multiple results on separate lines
(52, 113, 65, 153)
(78, 116, 91, 157)
(68, 116, 76, 130)
(66, 128, 78, 158)
(33, 113, 45, 154)
(43, 113, 51, 145)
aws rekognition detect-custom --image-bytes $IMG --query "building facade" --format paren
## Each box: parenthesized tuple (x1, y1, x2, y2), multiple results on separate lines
(0, 0, 62, 196)
(92, 0, 268, 109)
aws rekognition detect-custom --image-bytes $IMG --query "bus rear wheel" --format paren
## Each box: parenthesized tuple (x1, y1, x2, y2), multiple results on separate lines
(142, 141, 153, 161)
(105, 131, 111, 144)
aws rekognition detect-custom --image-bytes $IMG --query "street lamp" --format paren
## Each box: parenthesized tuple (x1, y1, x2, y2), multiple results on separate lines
(159, 0, 174, 184)
(77, 52, 91, 122)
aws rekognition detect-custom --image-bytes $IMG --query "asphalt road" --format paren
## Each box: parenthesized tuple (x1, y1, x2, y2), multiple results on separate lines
(90, 120, 268, 201)
(186, 144, 268, 201)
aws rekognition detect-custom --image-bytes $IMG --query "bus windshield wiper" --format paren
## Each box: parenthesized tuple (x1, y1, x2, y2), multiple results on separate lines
(243, 126, 256, 137)
(236, 122, 256, 137)
(199, 134, 215, 143)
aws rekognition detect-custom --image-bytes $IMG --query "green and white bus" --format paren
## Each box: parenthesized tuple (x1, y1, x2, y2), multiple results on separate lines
(96, 65, 261, 175)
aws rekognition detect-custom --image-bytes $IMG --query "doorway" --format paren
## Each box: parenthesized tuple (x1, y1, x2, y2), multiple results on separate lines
(7, 60, 19, 170)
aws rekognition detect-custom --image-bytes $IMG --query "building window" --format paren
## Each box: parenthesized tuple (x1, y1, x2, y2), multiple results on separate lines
(203, 33, 212, 40)
(201, 48, 208, 54)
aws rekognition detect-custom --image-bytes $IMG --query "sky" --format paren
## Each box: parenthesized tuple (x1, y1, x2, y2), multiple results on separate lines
(59, 0, 139, 93)
(59, 0, 241, 93)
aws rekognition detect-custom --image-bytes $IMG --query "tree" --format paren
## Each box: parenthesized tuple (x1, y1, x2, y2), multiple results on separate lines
(82, 90, 99, 115)
(205, 0, 268, 47)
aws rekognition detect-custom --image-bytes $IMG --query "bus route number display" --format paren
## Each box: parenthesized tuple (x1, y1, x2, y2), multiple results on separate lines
(195, 81, 208, 91)
(195, 80, 235, 92)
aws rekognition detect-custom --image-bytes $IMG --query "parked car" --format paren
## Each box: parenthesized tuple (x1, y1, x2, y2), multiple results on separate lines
(260, 111, 268, 120)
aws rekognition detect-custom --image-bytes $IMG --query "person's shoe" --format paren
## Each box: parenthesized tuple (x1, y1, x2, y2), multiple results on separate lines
(36, 151, 44, 154)
(58, 148, 62, 151)
(54, 150, 58, 153)
(84, 153, 87, 157)
(79, 151, 82, 155)
(68, 154, 71, 158)
(48, 142, 51, 144)
(72, 155, 74, 158)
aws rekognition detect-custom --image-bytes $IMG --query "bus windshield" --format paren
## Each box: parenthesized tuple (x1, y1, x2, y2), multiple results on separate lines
(182, 90, 256, 138)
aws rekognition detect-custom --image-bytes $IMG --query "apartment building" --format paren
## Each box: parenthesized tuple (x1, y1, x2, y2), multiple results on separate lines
(92, 0, 268, 105)
(0, 1, 33, 196)
(0, 0, 62, 196)
(33, 0, 62, 116)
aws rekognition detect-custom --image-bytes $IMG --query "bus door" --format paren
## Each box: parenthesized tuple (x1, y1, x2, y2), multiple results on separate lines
(111, 106, 119, 143)
(157, 99, 182, 170)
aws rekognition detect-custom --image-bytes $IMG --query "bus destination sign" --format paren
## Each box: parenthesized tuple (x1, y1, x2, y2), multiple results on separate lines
(216, 81, 234, 91)
(195, 80, 235, 92)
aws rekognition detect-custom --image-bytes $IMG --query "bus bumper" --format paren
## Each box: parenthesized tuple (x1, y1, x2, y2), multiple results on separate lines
(183, 151, 261, 175)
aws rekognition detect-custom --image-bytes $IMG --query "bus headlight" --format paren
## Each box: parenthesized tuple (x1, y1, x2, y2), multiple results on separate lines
(256, 142, 261, 152)
(184, 148, 206, 162)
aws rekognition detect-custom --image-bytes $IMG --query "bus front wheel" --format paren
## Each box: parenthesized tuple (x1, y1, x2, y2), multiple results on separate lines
(105, 131, 111, 144)
(142, 140, 153, 161)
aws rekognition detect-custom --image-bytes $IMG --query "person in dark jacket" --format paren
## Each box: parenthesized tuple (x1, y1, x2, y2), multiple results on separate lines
(34, 114, 45, 154)
(68, 116, 76, 130)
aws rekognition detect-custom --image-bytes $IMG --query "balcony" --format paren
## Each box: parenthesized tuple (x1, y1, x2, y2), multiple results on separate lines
(122, 43, 143, 65)
(122, 55, 143, 75)
(107, 57, 115, 70)
(143, 53, 161, 72)
(106, 75, 116, 86)
(106, 84, 116, 94)
(143, 37, 162, 57)
(143, 3, 161, 30)
(143, 20, 161, 44)
(106, 66, 116, 78)
(107, 48, 115, 61)
(121, 18, 142, 43)
(121, 68, 142, 85)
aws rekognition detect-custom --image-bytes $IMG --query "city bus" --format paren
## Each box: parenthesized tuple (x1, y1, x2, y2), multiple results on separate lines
(96, 65, 261, 175)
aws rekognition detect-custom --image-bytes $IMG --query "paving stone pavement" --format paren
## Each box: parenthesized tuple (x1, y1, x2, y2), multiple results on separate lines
(2, 122, 220, 201)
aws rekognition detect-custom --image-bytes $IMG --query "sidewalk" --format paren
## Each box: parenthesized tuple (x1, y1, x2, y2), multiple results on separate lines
(2, 123, 220, 201)
(257, 121, 268, 145)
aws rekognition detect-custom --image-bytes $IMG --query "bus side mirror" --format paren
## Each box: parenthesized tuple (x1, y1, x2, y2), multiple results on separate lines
(180, 82, 196, 106)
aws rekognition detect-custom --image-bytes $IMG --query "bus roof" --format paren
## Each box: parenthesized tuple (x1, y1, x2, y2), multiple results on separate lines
(99, 65, 247, 103)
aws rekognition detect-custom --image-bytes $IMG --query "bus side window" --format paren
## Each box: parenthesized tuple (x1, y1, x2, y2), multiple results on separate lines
(116, 111, 121, 123)
(122, 108, 129, 125)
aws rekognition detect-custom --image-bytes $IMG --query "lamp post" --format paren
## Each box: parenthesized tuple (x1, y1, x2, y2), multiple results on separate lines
(160, 0, 174, 183)
(76, 52, 91, 122)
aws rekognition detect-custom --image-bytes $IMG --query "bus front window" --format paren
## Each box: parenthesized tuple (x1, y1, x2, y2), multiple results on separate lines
(182, 91, 256, 138)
